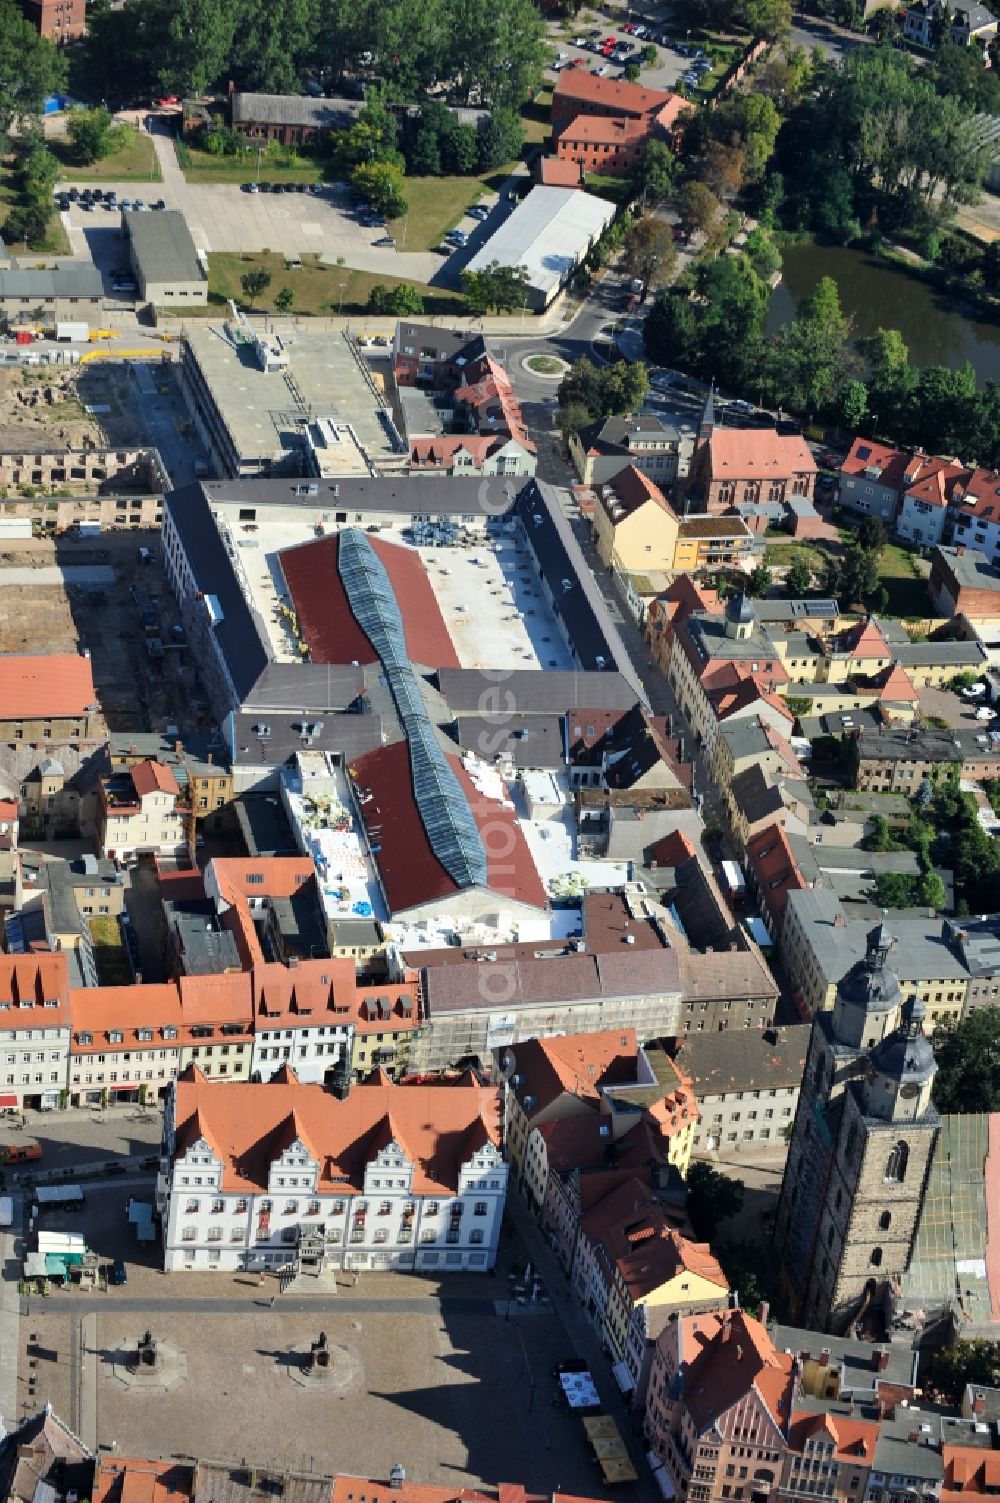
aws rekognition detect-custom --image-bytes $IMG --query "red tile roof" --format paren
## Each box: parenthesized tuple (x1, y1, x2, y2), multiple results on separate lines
(847, 617, 892, 658)
(349, 739, 547, 915)
(0, 952, 70, 1028)
(675, 1308, 796, 1434)
(409, 435, 504, 469)
(539, 155, 585, 186)
(0, 654, 96, 720)
(94, 1459, 194, 1503)
(787, 1411, 879, 1464)
(553, 70, 686, 122)
(209, 856, 316, 901)
(707, 428, 816, 481)
(70, 984, 183, 1050)
(746, 823, 807, 925)
(453, 355, 534, 449)
(840, 437, 911, 485)
(582, 1176, 727, 1302)
(329, 1476, 604, 1503)
(172, 1069, 502, 1195)
(280, 532, 460, 670)
(558, 111, 650, 147)
(647, 830, 699, 868)
(877, 661, 918, 702)
(130, 760, 180, 798)
(598, 464, 677, 525)
(178, 971, 253, 1030)
(952, 466, 1000, 520)
(505, 1028, 638, 1118)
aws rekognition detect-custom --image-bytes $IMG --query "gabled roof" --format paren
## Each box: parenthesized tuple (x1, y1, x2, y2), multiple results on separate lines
(553, 70, 686, 122)
(877, 661, 919, 703)
(70, 983, 183, 1049)
(0, 1408, 94, 1503)
(847, 616, 892, 658)
(787, 1410, 880, 1463)
(597, 464, 678, 526)
(0, 654, 96, 720)
(675, 1308, 796, 1435)
(130, 760, 181, 798)
(505, 1028, 638, 1119)
(172, 1071, 502, 1194)
(706, 427, 816, 480)
(582, 1176, 727, 1302)
(0, 952, 71, 1027)
(746, 823, 807, 923)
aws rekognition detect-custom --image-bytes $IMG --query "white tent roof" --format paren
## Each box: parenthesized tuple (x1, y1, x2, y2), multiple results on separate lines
(465, 187, 616, 299)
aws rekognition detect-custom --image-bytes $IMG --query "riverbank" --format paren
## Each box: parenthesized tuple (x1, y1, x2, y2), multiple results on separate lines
(766, 234, 1000, 382)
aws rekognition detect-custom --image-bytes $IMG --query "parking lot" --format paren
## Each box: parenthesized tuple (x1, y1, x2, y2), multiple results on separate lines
(543, 11, 716, 96)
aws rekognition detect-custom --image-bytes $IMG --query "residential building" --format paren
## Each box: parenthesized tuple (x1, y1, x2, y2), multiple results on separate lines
(0, 951, 71, 1111)
(550, 73, 688, 173)
(0, 259, 102, 325)
(228, 93, 489, 148)
(176, 973, 254, 1080)
(157, 1067, 507, 1273)
(592, 466, 681, 573)
(645, 1307, 797, 1503)
(572, 1176, 729, 1375)
(20, 0, 85, 40)
(349, 983, 425, 1080)
(571, 418, 686, 489)
(463, 187, 616, 310)
(780, 888, 974, 1024)
(68, 983, 183, 1107)
(407, 433, 536, 476)
(850, 724, 1000, 794)
(568, 703, 692, 797)
(124, 210, 208, 307)
(97, 760, 187, 861)
(951, 1, 998, 45)
(745, 823, 810, 938)
(671, 514, 757, 575)
(685, 395, 816, 514)
(500, 1027, 640, 1186)
(773, 924, 940, 1331)
(0, 1407, 93, 1503)
(929, 545, 1000, 625)
(666, 594, 789, 755)
(674, 1023, 810, 1154)
(0, 655, 99, 742)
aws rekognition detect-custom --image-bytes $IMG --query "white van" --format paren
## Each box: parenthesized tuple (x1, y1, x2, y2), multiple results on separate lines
(0, 1196, 14, 1228)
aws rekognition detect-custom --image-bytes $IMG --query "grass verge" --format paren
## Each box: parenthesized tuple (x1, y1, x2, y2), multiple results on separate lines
(207, 251, 467, 317)
(389, 175, 491, 251)
(0, 153, 70, 255)
(175, 138, 324, 184)
(49, 131, 161, 183)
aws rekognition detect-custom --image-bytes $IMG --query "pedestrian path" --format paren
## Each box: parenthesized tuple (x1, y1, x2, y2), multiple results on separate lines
(0, 1196, 23, 1438)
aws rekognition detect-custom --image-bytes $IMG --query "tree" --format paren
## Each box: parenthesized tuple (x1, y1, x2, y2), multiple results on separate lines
(0, 0, 67, 144)
(785, 557, 813, 596)
(863, 814, 897, 852)
(838, 544, 881, 608)
(339, 100, 400, 170)
(67, 107, 128, 165)
(840, 380, 869, 431)
(462, 260, 531, 314)
(476, 107, 524, 171)
(557, 400, 593, 440)
(557, 357, 648, 423)
(641, 42, 658, 65)
(632, 140, 679, 206)
(141, 0, 239, 96)
(686, 1161, 745, 1241)
(918, 871, 947, 910)
(388, 282, 424, 315)
(624, 61, 641, 81)
(677, 180, 721, 238)
(932, 1006, 1000, 1113)
(622, 218, 676, 298)
(927, 1340, 1000, 1403)
(747, 563, 773, 597)
(644, 288, 699, 370)
(857, 515, 887, 553)
(716, 1240, 776, 1319)
(351, 160, 408, 219)
(872, 872, 917, 907)
(240, 267, 272, 308)
(445, 0, 546, 109)
(699, 140, 746, 201)
(743, 228, 781, 282)
(772, 275, 855, 417)
(274, 285, 295, 314)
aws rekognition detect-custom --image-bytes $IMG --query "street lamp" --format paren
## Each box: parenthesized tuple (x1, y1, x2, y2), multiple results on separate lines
(338, 281, 347, 318)
(256, 145, 263, 185)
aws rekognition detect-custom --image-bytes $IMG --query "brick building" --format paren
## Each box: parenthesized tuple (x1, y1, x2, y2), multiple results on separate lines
(0, 655, 99, 743)
(20, 0, 84, 40)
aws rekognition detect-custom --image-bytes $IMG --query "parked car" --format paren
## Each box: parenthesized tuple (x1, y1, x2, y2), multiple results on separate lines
(961, 683, 987, 698)
(975, 706, 996, 721)
(258, 181, 273, 192)
(152, 199, 166, 210)
(108, 1258, 128, 1285)
(595, 64, 609, 74)
(243, 181, 259, 193)
(373, 235, 396, 246)
(468, 204, 489, 220)
(433, 243, 453, 256)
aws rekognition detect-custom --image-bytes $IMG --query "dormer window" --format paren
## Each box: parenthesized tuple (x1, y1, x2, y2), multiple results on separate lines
(109, 1030, 124, 1044)
(78, 1031, 93, 1045)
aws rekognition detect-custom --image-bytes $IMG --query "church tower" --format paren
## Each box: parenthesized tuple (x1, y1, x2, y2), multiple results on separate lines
(773, 924, 939, 1333)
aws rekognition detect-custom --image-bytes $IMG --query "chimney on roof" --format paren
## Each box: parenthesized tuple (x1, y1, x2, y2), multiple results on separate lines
(759, 1300, 769, 1326)
(972, 1392, 987, 1417)
(288, 956, 300, 969)
(722, 1314, 733, 1341)
(175, 741, 183, 754)
(207, 753, 213, 765)
(819, 1348, 830, 1367)
(135, 970, 142, 984)
(833, 913, 846, 928)
(873, 1348, 890, 1372)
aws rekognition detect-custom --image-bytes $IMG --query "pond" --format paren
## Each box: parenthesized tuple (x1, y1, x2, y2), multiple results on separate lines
(766, 241, 1000, 385)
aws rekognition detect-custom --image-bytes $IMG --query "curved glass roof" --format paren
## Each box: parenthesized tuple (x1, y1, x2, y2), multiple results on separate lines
(338, 529, 488, 890)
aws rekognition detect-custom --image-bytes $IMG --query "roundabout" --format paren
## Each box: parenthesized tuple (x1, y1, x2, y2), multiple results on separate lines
(522, 352, 569, 378)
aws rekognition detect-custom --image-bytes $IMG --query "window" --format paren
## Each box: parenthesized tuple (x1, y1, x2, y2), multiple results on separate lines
(879, 1210, 891, 1231)
(870, 1246, 883, 1267)
(474, 1201, 488, 1216)
(284, 1200, 299, 1215)
(425, 1201, 439, 1215)
(470, 1229, 484, 1245)
(884, 1140, 909, 1183)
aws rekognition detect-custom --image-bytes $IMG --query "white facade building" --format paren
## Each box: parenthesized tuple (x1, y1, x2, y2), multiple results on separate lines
(157, 1069, 507, 1273)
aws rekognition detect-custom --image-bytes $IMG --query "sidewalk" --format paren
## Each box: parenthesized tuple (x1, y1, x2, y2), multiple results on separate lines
(0, 1196, 23, 1438)
(504, 1189, 660, 1503)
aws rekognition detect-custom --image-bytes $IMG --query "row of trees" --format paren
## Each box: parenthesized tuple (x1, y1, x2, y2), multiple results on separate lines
(645, 260, 1000, 467)
(79, 0, 546, 109)
(778, 45, 992, 240)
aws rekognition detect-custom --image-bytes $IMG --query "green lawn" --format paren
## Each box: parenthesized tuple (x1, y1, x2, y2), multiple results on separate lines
(584, 172, 633, 207)
(49, 131, 161, 183)
(763, 536, 931, 618)
(390, 175, 491, 251)
(0, 153, 70, 255)
(522, 88, 553, 146)
(207, 251, 468, 317)
(175, 138, 324, 184)
(89, 916, 131, 987)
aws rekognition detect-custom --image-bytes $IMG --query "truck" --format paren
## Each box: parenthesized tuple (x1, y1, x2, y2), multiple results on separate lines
(0, 1141, 42, 1165)
(33, 1184, 84, 1211)
(55, 322, 90, 343)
